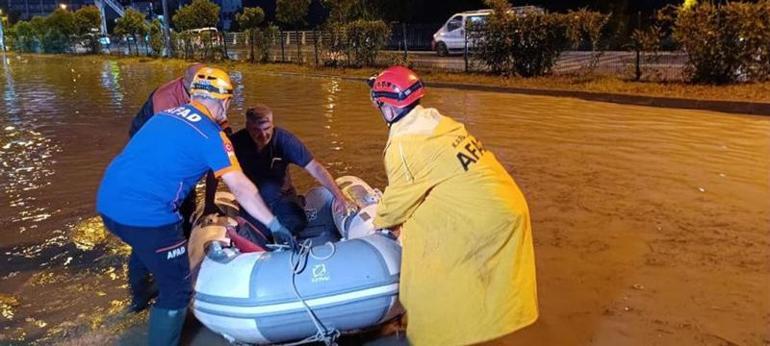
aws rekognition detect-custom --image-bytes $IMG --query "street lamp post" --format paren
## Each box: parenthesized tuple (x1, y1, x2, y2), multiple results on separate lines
(59, 3, 67, 10)
(0, 9, 6, 53)
(161, 0, 173, 57)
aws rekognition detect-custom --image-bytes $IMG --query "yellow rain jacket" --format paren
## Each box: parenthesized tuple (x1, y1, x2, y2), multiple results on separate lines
(374, 105, 538, 345)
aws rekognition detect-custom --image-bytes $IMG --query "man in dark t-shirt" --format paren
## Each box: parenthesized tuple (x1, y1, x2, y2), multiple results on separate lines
(230, 104, 354, 244)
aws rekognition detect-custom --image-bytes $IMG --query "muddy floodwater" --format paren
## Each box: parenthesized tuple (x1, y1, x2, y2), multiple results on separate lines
(0, 55, 768, 345)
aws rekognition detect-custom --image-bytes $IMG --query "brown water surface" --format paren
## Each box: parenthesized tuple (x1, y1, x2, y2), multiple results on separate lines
(0, 55, 768, 345)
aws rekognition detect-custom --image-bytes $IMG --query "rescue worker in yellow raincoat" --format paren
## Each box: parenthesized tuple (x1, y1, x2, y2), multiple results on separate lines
(367, 66, 538, 345)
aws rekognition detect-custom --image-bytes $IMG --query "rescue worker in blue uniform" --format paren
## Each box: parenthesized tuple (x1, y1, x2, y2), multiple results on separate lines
(129, 63, 228, 239)
(96, 67, 295, 346)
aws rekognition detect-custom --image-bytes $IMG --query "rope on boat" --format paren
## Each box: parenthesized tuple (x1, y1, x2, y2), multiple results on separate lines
(274, 240, 340, 346)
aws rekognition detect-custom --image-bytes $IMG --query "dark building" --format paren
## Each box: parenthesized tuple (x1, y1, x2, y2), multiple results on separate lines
(8, 0, 90, 20)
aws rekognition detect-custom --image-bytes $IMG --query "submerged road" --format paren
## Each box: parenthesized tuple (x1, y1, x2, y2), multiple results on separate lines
(0, 54, 766, 345)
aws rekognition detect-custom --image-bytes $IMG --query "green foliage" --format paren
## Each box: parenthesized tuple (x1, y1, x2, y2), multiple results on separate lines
(237, 7, 265, 30)
(323, 19, 389, 67)
(319, 0, 388, 67)
(672, 0, 770, 83)
(36, 9, 75, 53)
(343, 19, 389, 67)
(114, 8, 147, 36)
(173, 0, 220, 31)
(45, 8, 76, 36)
(30, 16, 47, 37)
(40, 29, 68, 53)
(276, 0, 310, 28)
(473, 0, 609, 77)
(565, 8, 610, 72)
(114, 8, 147, 55)
(631, 25, 662, 52)
(321, 0, 373, 23)
(148, 19, 165, 56)
(253, 25, 279, 62)
(629, 25, 664, 80)
(565, 8, 610, 51)
(74, 5, 101, 35)
(473, 1, 567, 77)
(74, 6, 102, 53)
(9, 21, 38, 52)
(237, 7, 266, 63)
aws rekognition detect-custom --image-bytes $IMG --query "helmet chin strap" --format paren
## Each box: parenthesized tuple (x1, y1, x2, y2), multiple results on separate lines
(379, 102, 416, 127)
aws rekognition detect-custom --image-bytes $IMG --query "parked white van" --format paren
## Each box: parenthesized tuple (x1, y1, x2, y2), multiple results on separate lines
(431, 7, 544, 56)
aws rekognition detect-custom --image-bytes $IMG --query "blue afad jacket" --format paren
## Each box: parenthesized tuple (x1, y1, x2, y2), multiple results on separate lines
(97, 102, 241, 227)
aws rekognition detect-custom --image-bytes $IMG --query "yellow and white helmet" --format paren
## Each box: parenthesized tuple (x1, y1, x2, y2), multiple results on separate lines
(190, 67, 234, 100)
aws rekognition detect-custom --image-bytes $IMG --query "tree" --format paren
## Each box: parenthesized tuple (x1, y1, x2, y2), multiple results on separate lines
(237, 7, 265, 63)
(474, 0, 594, 77)
(319, 0, 389, 67)
(115, 8, 148, 55)
(9, 21, 37, 52)
(565, 8, 610, 72)
(276, 0, 310, 27)
(322, 0, 358, 24)
(45, 8, 76, 36)
(173, 0, 220, 31)
(148, 19, 165, 56)
(74, 6, 101, 35)
(29, 16, 47, 38)
(40, 9, 75, 53)
(671, 0, 770, 83)
(276, 0, 310, 64)
(74, 6, 102, 53)
(343, 19, 390, 67)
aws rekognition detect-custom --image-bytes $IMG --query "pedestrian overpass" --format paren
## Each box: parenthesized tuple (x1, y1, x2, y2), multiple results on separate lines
(93, 0, 151, 35)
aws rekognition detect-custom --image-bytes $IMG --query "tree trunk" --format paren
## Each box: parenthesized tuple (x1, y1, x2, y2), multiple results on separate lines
(250, 29, 255, 63)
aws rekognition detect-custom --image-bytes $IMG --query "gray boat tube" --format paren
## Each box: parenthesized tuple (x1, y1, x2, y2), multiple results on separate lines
(189, 176, 403, 345)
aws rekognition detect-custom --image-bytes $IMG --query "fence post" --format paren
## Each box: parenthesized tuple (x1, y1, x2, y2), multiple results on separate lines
(402, 22, 408, 60)
(464, 26, 469, 73)
(635, 11, 642, 81)
(251, 30, 256, 63)
(314, 29, 319, 66)
(635, 47, 641, 81)
(280, 29, 285, 62)
(296, 31, 301, 64)
(221, 32, 229, 60)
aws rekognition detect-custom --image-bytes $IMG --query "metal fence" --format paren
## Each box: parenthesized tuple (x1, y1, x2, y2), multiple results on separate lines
(82, 23, 688, 82)
(386, 23, 440, 51)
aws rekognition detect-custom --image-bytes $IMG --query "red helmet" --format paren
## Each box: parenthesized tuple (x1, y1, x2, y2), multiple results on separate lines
(367, 66, 425, 108)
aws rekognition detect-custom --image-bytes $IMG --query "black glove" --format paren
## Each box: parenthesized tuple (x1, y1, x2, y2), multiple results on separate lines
(267, 218, 298, 252)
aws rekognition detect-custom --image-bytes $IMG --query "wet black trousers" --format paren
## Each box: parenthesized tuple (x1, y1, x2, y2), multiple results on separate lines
(100, 215, 192, 310)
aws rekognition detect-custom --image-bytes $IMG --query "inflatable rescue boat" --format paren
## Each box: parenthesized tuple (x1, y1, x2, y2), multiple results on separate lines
(187, 176, 402, 345)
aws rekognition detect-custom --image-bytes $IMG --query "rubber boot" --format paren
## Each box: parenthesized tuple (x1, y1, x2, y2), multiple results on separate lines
(148, 306, 187, 346)
(127, 252, 158, 313)
(128, 278, 159, 313)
